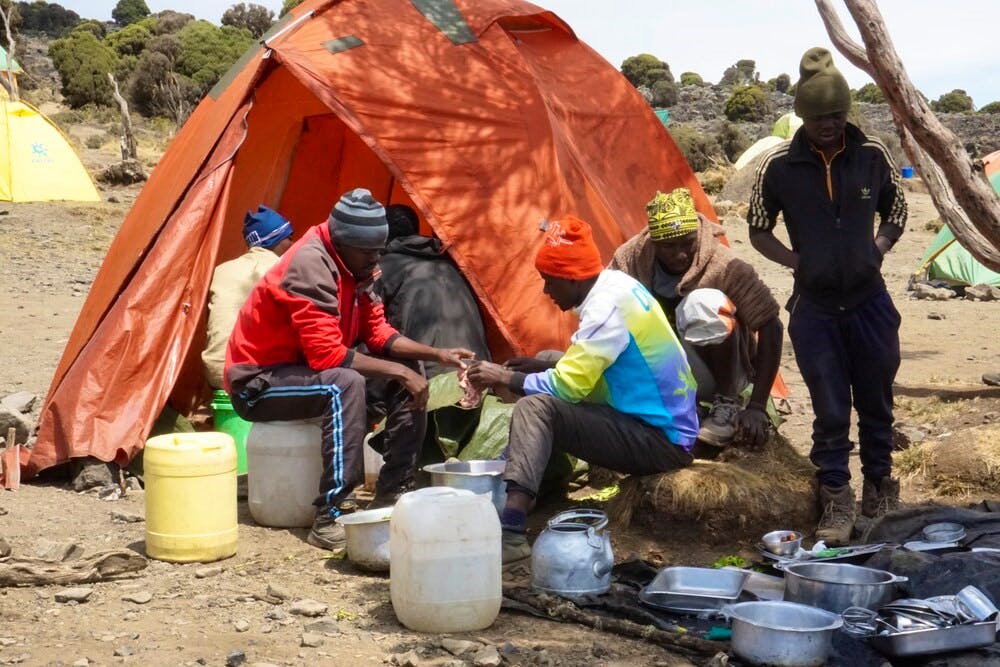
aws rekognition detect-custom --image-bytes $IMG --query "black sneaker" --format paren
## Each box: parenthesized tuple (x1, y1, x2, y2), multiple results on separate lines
(307, 510, 346, 551)
(698, 395, 740, 447)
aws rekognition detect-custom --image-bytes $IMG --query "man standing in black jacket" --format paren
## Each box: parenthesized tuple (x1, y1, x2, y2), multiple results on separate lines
(748, 47, 907, 545)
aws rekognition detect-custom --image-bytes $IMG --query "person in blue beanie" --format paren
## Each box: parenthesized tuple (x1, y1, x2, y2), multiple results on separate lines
(202, 205, 295, 389)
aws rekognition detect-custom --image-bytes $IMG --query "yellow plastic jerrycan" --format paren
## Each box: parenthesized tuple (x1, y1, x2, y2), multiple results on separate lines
(144, 432, 238, 563)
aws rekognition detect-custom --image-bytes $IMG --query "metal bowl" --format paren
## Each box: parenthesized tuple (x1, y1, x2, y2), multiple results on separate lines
(422, 460, 506, 513)
(335, 508, 392, 572)
(922, 522, 966, 543)
(726, 601, 842, 667)
(762, 530, 802, 556)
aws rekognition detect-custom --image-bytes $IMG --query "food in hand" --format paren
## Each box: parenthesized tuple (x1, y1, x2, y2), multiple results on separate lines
(457, 366, 484, 408)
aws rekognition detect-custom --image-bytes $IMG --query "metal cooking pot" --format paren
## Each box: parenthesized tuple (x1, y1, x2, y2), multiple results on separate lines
(335, 508, 392, 572)
(422, 460, 505, 513)
(531, 509, 613, 597)
(783, 562, 908, 613)
(726, 601, 842, 667)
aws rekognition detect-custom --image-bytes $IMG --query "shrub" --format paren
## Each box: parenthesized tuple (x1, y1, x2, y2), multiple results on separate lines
(717, 122, 750, 163)
(221, 2, 274, 39)
(15, 1, 80, 38)
(279, 0, 302, 15)
(724, 85, 770, 122)
(105, 17, 154, 57)
(621, 53, 674, 88)
(153, 10, 194, 34)
(979, 101, 1000, 114)
(650, 79, 678, 108)
(854, 83, 885, 104)
(721, 59, 757, 87)
(931, 89, 974, 114)
(175, 20, 255, 93)
(70, 19, 106, 38)
(668, 124, 722, 172)
(127, 48, 199, 120)
(112, 0, 149, 26)
(679, 72, 703, 87)
(773, 73, 791, 94)
(85, 133, 105, 149)
(49, 30, 118, 107)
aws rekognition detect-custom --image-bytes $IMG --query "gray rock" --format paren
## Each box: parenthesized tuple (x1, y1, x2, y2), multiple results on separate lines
(0, 638, 17, 646)
(927, 311, 947, 320)
(263, 608, 287, 621)
(965, 284, 996, 301)
(114, 646, 134, 657)
(441, 638, 481, 656)
(912, 283, 955, 301)
(34, 539, 84, 562)
(122, 591, 153, 605)
(70, 458, 116, 492)
(111, 510, 144, 523)
(303, 619, 340, 635)
(300, 632, 324, 648)
(1, 392, 35, 414)
(194, 566, 223, 579)
(233, 619, 250, 633)
(472, 646, 502, 667)
(0, 405, 30, 445)
(391, 651, 424, 667)
(54, 587, 93, 603)
(288, 598, 327, 617)
(0, 538, 9, 557)
(226, 649, 247, 667)
(265, 582, 291, 600)
(441, 661, 466, 667)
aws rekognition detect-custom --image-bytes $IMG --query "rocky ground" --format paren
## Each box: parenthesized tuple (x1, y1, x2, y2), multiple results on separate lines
(2, 63, 1000, 665)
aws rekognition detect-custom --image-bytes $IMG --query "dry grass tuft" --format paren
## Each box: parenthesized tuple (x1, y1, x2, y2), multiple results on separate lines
(899, 426, 1000, 499)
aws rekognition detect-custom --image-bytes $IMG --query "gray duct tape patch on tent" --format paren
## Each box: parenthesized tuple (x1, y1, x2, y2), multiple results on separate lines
(410, 0, 477, 45)
(324, 35, 364, 55)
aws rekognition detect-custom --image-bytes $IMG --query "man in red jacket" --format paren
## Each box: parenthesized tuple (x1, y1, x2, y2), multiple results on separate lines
(226, 189, 472, 550)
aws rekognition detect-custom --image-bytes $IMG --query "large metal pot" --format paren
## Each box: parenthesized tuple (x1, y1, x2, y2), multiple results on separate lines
(335, 508, 392, 572)
(531, 509, 614, 597)
(726, 601, 843, 667)
(783, 562, 908, 613)
(422, 460, 505, 513)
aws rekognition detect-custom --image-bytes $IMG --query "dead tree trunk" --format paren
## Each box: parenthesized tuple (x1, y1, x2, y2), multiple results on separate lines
(107, 72, 138, 161)
(0, 2, 19, 102)
(815, 0, 1000, 272)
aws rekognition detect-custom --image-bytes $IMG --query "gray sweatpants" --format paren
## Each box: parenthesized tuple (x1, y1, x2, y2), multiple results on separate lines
(503, 394, 693, 495)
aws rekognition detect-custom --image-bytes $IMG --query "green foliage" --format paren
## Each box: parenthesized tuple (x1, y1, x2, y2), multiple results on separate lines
(711, 554, 749, 569)
(931, 89, 974, 114)
(621, 53, 674, 88)
(279, 0, 303, 15)
(175, 20, 254, 93)
(979, 101, 1000, 114)
(679, 71, 703, 87)
(721, 59, 758, 87)
(105, 17, 154, 56)
(854, 83, 885, 104)
(70, 18, 105, 38)
(773, 73, 791, 94)
(153, 10, 193, 34)
(724, 84, 770, 122)
(221, 2, 273, 39)
(15, 1, 80, 38)
(0, 0, 23, 48)
(718, 121, 750, 163)
(650, 78, 678, 108)
(112, 0, 149, 26)
(127, 48, 198, 120)
(668, 124, 720, 172)
(49, 30, 118, 107)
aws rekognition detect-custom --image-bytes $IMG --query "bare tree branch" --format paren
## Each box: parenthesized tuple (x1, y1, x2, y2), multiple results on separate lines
(0, 1, 19, 102)
(108, 72, 138, 161)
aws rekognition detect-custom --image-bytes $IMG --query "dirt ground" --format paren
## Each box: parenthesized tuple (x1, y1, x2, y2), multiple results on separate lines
(1, 165, 999, 666)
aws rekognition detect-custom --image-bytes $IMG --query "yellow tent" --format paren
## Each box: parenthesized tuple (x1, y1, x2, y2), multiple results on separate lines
(0, 95, 100, 202)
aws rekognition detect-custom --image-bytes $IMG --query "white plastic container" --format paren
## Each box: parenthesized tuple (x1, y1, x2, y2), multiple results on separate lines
(246, 419, 323, 527)
(390, 487, 501, 632)
(362, 433, 384, 492)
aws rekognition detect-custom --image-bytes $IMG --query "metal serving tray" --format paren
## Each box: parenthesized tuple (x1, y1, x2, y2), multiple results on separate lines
(638, 589, 734, 615)
(869, 620, 998, 657)
(642, 566, 749, 600)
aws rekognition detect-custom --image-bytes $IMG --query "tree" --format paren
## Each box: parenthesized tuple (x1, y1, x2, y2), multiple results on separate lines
(71, 19, 106, 38)
(816, 0, 1000, 271)
(773, 73, 791, 93)
(16, 1, 79, 38)
(979, 101, 1000, 115)
(724, 84, 770, 122)
(175, 20, 254, 93)
(0, 0, 19, 99)
(620, 53, 674, 89)
(930, 89, 974, 114)
(106, 18, 154, 57)
(221, 2, 273, 38)
(49, 29, 118, 106)
(280, 0, 303, 16)
(721, 59, 758, 86)
(153, 10, 194, 35)
(854, 82, 885, 104)
(650, 79, 678, 108)
(679, 72, 703, 87)
(112, 0, 150, 27)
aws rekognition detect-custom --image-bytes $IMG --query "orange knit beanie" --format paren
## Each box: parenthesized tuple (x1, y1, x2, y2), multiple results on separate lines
(534, 216, 604, 280)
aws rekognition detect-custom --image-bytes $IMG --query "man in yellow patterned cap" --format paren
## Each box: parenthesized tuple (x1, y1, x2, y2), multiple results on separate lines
(610, 187, 783, 450)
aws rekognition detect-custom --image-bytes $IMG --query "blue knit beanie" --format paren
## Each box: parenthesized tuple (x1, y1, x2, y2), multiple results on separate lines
(243, 205, 293, 248)
(328, 188, 388, 250)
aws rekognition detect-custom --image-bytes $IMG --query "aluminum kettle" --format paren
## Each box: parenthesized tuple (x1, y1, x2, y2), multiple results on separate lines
(531, 509, 614, 596)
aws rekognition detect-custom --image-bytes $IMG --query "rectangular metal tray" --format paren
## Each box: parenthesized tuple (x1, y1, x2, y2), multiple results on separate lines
(638, 589, 732, 616)
(869, 620, 998, 657)
(642, 566, 749, 600)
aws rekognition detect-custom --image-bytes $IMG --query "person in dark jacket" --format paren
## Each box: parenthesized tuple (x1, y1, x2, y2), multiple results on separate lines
(377, 205, 490, 376)
(747, 48, 907, 545)
(225, 189, 473, 551)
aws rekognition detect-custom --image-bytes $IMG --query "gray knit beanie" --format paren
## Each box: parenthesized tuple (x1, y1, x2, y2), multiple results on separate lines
(794, 47, 852, 119)
(328, 188, 388, 249)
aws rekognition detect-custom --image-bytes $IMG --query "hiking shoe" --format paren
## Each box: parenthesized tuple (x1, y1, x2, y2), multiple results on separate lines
(502, 530, 531, 565)
(307, 511, 347, 551)
(698, 395, 741, 448)
(983, 373, 1000, 387)
(815, 484, 856, 547)
(861, 477, 901, 518)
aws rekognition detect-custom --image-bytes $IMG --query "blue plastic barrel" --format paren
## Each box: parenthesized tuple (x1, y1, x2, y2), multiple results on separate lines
(901, 166, 914, 178)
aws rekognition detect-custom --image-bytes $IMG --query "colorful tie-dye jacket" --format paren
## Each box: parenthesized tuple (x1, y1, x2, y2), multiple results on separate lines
(521, 270, 699, 449)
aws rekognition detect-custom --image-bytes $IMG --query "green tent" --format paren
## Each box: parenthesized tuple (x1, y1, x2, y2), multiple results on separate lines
(915, 150, 1000, 287)
(655, 108, 669, 126)
(0, 46, 21, 74)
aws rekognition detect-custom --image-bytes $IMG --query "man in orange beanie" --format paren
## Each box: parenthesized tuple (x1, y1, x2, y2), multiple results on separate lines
(468, 216, 698, 563)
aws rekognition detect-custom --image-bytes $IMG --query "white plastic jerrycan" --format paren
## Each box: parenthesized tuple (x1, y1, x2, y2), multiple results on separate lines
(245, 419, 323, 527)
(390, 487, 501, 632)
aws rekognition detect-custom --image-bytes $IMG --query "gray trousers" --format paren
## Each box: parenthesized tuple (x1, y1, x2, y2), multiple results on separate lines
(503, 394, 693, 495)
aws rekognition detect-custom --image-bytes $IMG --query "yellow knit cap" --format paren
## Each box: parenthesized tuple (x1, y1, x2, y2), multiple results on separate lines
(647, 188, 699, 241)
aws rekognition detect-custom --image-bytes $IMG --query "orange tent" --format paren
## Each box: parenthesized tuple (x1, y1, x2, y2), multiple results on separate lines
(20, 0, 715, 480)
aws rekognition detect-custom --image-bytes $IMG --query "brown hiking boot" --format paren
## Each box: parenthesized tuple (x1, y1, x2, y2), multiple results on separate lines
(861, 477, 900, 518)
(815, 484, 856, 547)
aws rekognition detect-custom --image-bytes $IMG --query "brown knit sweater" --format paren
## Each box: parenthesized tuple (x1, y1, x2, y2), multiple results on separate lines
(609, 218, 779, 332)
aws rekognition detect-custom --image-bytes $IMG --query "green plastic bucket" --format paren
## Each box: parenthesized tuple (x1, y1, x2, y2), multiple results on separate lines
(210, 390, 250, 474)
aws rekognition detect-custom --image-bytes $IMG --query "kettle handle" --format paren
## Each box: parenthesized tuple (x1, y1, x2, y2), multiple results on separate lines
(547, 509, 609, 531)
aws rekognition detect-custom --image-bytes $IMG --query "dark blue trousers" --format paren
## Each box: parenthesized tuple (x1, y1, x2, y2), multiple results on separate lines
(787, 290, 901, 488)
